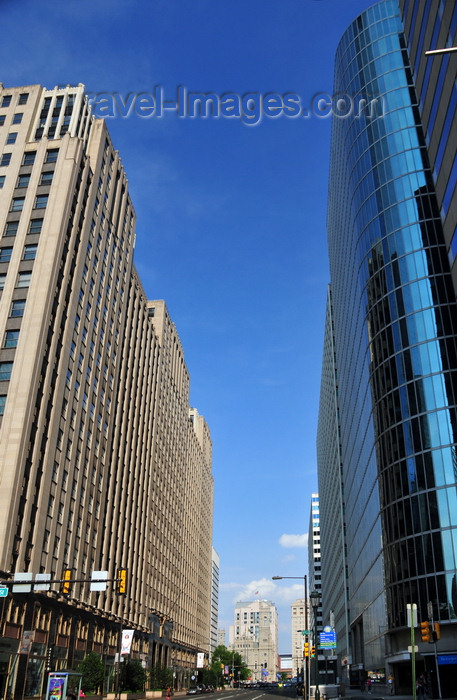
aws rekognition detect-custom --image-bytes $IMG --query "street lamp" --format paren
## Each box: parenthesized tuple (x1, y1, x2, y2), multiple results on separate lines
(272, 575, 308, 700)
(310, 591, 321, 700)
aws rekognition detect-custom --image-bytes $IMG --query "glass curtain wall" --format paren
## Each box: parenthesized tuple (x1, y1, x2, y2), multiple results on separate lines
(327, 0, 457, 678)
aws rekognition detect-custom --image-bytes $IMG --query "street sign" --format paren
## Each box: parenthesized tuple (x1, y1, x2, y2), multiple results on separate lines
(0, 586, 8, 597)
(320, 628, 337, 648)
(301, 630, 312, 635)
(90, 570, 108, 591)
(12, 573, 33, 593)
(34, 573, 51, 591)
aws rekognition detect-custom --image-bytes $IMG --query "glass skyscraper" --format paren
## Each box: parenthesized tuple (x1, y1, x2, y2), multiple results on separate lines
(319, 0, 457, 694)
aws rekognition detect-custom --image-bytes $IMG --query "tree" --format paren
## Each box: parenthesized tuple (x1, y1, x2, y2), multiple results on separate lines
(149, 665, 173, 690)
(77, 651, 105, 694)
(210, 645, 249, 686)
(119, 659, 147, 692)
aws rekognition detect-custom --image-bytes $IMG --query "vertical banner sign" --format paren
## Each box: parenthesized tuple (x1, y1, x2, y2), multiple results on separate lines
(224, 665, 229, 675)
(197, 652, 204, 668)
(121, 630, 134, 655)
(20, 631, 34, 654)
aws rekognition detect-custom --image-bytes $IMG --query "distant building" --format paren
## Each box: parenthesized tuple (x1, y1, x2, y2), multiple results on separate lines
(291, 598, 307, 679)
(210, 548, 220, 657)
(279, 654, 293, 678)
(308, 494, 322, 631)
(217, 628, 226, 647)
(229, 599, 278, 683)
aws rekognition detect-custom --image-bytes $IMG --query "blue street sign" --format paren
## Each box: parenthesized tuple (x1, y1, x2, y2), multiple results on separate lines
(320, 629, 337, 648)
(0, 586, 8, 597)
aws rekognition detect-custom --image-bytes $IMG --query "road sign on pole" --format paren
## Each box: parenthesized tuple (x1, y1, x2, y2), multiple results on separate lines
(0, 586, 8, 597)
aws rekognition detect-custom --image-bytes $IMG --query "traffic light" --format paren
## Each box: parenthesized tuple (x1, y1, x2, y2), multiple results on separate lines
(433, 623, 440, 641)
(304, 642, 309, 657)
(311, 646, 315, 658)
(60, 569, 72, 594)
(420, 621, 432, 643)
(117, 568, 127, 594)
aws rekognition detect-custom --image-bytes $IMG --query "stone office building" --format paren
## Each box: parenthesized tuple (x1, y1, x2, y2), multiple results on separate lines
(0, 83, 213, 700)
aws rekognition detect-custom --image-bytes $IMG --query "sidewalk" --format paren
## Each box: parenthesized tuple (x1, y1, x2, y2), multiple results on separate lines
(345, 689, 455, 700)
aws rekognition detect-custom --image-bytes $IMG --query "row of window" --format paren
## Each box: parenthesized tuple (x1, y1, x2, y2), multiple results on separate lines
(0, 271, 31, 289)
(4, 218, 42, 237)
(0, 93, 29, 108)
(0, 244, 37, 262)
(0, 113, 22, 127)
(10, 194, 48, 211)
(0, 148, 58, 168)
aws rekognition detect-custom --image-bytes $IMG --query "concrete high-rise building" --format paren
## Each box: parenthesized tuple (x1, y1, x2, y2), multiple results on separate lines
(228, 599, 278, 684)
(308, 494, 322, 631)
(210, 548, 220, 658)
(291, 598, 306, 680)
(0, 83, 213, 699)
(319, 0, 457, 695)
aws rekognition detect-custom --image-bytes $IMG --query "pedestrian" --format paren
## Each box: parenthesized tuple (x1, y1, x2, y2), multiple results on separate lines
(417, 674, 427, 697)
(166, 686, 171, 700)
(387, 674, 394, 695)
(366, 677, 372, 694)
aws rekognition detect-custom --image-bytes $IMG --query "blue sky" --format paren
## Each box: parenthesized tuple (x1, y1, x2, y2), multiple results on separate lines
(1, 0, 375, 653)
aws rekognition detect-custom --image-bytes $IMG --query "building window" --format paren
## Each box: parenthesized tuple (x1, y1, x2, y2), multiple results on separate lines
(16, 271, 32, 288)
(45, 148, 59, 163)
(0, 153, 11, 167)
(1, 96, 11, 108)
(17, 174, 30, 188)
(10, 300, 25, 317)
(28, 219, 43, 234)
(11, 197, 24, 211)
(0, 116, 5, 126)
(34, 194, 48, 209)
(23, 244, 37, 260)
(6, 133, 17, 145)
(0, 362, 13, 381)
(0, 247, 13, 262)
(0, 273, 6, 290)
(0, 395, 6, 415)
(18, 93, 28, 105)
(22, 152, 35, 166)
(4, 221, 18, 237)
(12, 113, 22, 125)
(0, 175, 4, 188)
(39, 171, 53, 186)
(4, 330, 19, 348)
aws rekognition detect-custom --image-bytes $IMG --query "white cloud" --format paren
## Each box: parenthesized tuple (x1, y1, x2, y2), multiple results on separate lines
(279, 533, 308, 548)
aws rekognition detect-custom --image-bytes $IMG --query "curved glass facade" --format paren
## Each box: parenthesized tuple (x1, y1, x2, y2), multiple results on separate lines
(326, 0, 457, 678)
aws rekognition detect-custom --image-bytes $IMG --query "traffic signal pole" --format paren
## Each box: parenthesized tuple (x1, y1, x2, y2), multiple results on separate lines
(407, 604, 417, 700)
(428, 601, 442, 700)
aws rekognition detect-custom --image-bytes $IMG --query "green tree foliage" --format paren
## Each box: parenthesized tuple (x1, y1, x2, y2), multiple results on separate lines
(149, 665, 173, 690)
(119, 659, 147, 692)
(77, 651, 105, 694)
(210, 645, 249, 685)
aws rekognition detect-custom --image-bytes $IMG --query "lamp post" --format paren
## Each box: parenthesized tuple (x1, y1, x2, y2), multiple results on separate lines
(272, 575, 308, 700)
(310, 591, 321, 700)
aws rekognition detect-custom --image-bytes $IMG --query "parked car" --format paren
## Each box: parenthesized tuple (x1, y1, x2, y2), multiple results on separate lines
(186, 688, 200, 695)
